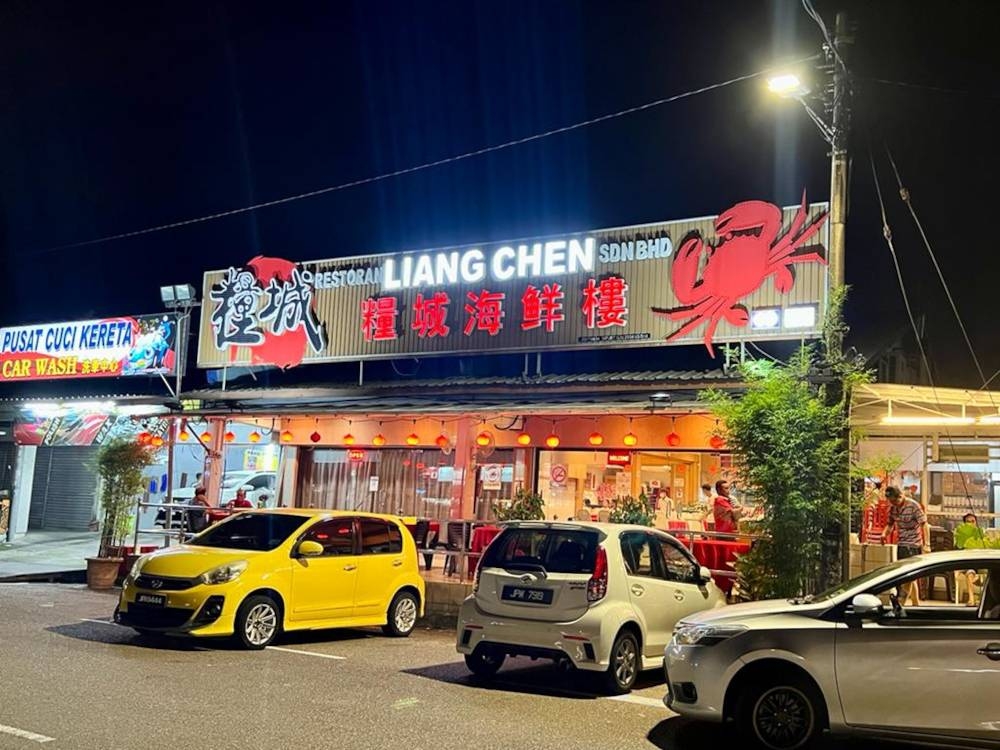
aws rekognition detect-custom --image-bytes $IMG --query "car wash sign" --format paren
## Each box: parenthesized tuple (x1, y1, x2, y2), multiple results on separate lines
(0, 314, 179, 381)
(197, 196, 829, 369)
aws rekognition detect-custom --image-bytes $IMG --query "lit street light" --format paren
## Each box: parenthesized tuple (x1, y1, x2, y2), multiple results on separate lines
(766, 72, 810, 98)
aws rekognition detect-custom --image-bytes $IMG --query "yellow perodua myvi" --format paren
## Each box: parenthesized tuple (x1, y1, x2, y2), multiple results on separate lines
(115, 509, 425, 648)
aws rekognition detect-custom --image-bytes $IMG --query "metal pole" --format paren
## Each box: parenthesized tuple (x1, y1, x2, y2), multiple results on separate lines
(828, 11, 854, 584)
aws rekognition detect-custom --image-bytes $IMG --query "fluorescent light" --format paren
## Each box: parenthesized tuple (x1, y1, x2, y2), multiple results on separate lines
(881, 416, 976, 426)
(115, 404, 169, 417)
(750, 308, 781, 330)
(783, 305, 817, 329)
(977, 416, 1000, 425)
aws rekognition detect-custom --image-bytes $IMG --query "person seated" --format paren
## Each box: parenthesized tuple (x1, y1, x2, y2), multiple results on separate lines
(227, 488, 254, 509)
(954, 513, 985, 606)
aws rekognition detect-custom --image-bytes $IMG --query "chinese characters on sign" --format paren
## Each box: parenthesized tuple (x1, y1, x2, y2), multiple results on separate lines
(208, 257, 328, 369)
(199, 199, 829, 368)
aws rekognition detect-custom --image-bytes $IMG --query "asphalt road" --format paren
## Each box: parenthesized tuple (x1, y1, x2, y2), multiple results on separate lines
(0, 584, 929, 750)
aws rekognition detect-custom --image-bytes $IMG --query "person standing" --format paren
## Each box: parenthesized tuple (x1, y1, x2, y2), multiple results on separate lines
(881, 485, 929, 606)
(712, 480, 742, 534)
(186, 487, 211, 535)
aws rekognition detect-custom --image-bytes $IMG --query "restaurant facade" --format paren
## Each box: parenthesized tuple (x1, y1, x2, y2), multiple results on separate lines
(185, 197, 831, 521)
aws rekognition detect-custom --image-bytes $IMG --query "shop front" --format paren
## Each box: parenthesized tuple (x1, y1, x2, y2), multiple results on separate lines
(0, 313, 180, 539)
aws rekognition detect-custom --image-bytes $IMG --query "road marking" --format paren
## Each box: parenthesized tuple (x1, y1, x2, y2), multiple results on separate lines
(266, 646, 345, 660)
(605, 693, 670, 709)
(0, 723, 55, 744)
(392, 697, 420, 710)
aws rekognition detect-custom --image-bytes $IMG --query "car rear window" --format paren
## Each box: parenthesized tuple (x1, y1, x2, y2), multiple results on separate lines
(482, 527, 598, 574)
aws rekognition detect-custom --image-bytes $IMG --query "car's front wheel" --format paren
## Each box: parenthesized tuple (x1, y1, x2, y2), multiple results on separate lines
(234, 594, 281, 650)
(465, 648, 505, 678)
(602, 629, 639, 694)
(739, 676, 824, 750)
(382, 590, 419, 637)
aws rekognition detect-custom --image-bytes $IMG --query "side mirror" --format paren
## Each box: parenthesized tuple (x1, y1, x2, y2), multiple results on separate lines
(848, 593, 883, 619)
(297, 540, 324, 558)
(698, 565, 713, 584)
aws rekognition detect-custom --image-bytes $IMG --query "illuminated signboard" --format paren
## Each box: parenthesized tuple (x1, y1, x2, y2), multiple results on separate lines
(1, 314, 180, 382)
(197, 197, 829, 369)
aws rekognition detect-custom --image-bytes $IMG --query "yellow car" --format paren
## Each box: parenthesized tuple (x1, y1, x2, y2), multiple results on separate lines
(115, 509, 425, 648)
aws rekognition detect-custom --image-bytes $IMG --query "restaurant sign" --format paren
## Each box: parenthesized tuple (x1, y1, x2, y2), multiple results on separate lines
(197, 196, 829, 369)
(1, 314, 180, 382)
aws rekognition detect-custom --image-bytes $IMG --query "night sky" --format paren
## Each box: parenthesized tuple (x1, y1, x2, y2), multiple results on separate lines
(1, 0, 998, 392)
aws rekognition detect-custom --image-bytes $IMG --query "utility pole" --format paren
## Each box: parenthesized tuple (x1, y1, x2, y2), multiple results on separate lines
(827, 11, 851, 298)
(827, 11, 854, 584)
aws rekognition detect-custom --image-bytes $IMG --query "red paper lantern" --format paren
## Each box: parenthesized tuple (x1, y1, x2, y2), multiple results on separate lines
(248, 431, 261, 444)
(200, 431, 212, 443)
(623, 432, 638, 447)
(545, 434, 560, 449)
(343, 433, 355, 446)
(224, 431, 236, 443)
(177, 430, 190, 442)
(310, 431, 322, 443)
(372, 434, 386, 447)
(475, 431, 492, 447)
(516, 432, 531, 446)
(666, 432, 681, 447)
(280, 430, 293, 443)
(150, 435, 164, 447)
(435, 434, 450, 448)
(709, 434, 725, 450)
(588, 431, 604, 446)
(406, 433, 420, 446)
(137, 431, 152, 445)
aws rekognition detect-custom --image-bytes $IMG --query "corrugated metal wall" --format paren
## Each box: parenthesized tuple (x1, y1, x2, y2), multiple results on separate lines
(28, 447, 99, 531)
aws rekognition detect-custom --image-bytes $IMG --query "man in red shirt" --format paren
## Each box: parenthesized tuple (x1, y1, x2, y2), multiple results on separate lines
(712, 480, 742, 534)
(227, 488, 254, 509)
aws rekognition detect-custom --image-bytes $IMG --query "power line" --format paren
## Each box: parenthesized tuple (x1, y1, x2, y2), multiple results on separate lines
(883, 143, 997, 410)
(867, 77, 1000, 100)
(868, 145, 975, 507)
(21, 56, 817, 258)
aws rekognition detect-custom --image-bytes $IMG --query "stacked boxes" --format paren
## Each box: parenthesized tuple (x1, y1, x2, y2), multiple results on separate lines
(849, 542, 898, 580)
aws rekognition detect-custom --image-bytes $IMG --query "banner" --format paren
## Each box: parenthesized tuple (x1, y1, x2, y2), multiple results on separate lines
(197, 197, 829, 369)
(14, 414, 167, 447)
(0, 314, 179, 382)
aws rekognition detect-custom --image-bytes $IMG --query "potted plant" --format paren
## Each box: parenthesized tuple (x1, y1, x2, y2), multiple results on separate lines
(608, 493, 654, 527)
(86, 438, 154, 590)
(492, 489, 544, 522)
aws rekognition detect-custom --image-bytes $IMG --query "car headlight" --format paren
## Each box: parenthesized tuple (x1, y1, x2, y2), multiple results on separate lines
(672, 623, 747, 647)
(126, 554, 150, 583)
(199, 561, 248, 585)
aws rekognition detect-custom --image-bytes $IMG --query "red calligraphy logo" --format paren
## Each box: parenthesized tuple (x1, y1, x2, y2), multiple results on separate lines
(361, 296, 399, 341)
(411, 292, 451, 338)
(521, 283, 565, 333)
(463, 289, 506, 336)
(582, 276, 629, 328)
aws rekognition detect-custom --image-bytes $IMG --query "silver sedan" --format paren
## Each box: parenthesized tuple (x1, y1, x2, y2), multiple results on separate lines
(664, 549, 1000, 750)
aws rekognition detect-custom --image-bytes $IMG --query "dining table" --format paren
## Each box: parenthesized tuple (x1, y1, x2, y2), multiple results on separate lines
(467, 524, 502, 577)
(688, 538, 751, 594)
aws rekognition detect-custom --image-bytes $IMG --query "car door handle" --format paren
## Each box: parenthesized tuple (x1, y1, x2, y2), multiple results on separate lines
(343, 564, 357, 571)
(630, 584, 644, 596)
(977, 642, 1000, 661)
(673, 590, 685, 602)
(392, 560, 403, 567)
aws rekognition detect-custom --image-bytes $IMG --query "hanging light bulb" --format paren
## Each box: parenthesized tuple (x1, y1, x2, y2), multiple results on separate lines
(280, 430, 293, 443)
(310, 431, 322, 443)
(406, 433, 420, 446)
(475, 431, 492, 447)
(588, 431, 604, 446)
(545, 434, 560, 449)
(372, 433, 386, 447)
(224, 430, 236, 443)
(248, 431, 261, 444)
(516, 432, 531, 446)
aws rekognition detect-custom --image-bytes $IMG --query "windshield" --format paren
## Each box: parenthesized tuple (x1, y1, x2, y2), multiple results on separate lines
(221, 473, 254, 489)
(187, 513, 308, 551)
(483, 527, 599, 574)
(808, 559, 911, 602)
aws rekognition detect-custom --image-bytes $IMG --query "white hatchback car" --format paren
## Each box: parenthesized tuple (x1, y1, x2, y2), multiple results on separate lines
(456, 521, 725, 693)
(664, 549, 1000, 750)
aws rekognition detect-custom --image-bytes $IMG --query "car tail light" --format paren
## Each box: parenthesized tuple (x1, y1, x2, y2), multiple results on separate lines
(587, 545, 608, 603)
(473, 558, 483, 594)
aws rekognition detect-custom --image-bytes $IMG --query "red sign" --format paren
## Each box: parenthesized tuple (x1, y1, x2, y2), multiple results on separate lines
(653, 194, 827, 356)
(347, 449, 366, 462)
(550, 464, 568, 486)
(607, 452, 631, 467)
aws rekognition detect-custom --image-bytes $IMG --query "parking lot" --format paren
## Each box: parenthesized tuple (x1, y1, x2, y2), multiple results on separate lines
(0, 584, 924, 750)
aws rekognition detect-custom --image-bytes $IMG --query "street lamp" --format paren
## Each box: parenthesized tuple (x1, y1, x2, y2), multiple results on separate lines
(766, 73, 810, 98)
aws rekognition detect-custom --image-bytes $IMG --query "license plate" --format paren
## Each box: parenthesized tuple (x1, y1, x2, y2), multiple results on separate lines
(136, 593, 166, 606)
(501, 586, 553, 605)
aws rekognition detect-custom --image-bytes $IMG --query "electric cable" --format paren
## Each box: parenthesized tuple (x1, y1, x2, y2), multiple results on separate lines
(868, 145, 977, 515)
(22, 56, 819, 257)
(883, 143, 997, 411)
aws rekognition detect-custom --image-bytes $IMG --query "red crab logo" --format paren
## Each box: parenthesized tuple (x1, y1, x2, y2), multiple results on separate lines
(652, 192, 828, 356)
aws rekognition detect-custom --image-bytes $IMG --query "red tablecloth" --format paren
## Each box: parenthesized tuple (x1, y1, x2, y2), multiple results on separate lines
(468, 525, 502, 576)
(667, 520, 688, 531)
(690, 539, 750, 594)
(403, 519, 441, 544)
